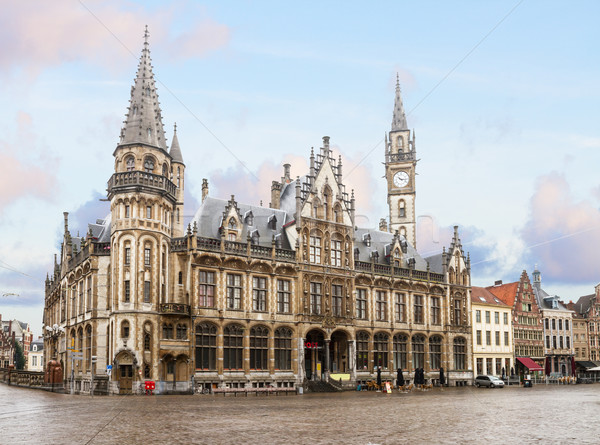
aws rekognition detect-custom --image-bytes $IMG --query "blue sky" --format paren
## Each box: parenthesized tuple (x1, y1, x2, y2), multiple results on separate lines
(1, 1, 599, 336)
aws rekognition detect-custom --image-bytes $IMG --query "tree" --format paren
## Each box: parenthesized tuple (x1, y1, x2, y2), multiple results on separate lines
(14, 340, 25, 370)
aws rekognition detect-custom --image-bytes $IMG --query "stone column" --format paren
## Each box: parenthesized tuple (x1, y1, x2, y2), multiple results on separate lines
(349, 340, 356, 382)
(324, 339, 330, 379)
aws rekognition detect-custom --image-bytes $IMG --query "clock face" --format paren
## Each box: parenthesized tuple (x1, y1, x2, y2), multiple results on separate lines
(393, 171, 409, 188)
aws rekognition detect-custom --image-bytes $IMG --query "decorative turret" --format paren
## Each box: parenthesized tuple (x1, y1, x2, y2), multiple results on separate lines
(170, 123, 185, 238)
(119, 26, 167, 151)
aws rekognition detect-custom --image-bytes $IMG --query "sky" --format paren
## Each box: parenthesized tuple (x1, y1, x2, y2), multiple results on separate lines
(1, 0, 599, 337)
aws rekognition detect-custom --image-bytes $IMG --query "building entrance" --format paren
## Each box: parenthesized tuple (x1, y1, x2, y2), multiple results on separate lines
(330, 331, 349, 374)
(119, 365, 133, 394)
(304, 330, 325, 380)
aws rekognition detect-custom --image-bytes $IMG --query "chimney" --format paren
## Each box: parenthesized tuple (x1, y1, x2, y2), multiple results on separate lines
(494, 280, 503, 286)
(201, 178, 209, 202)
(63, 212, 69, 234)
(322, 136, 330, 155)
(379, 218, 388, 232)
(271, 181, 282, 209)
(282, 164, 291, 183)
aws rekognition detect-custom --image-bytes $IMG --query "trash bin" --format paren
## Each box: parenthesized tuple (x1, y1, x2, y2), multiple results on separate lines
(523, 379, 533, 387)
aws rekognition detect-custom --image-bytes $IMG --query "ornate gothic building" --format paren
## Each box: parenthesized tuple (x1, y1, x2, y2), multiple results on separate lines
(43, 32, 473, 394)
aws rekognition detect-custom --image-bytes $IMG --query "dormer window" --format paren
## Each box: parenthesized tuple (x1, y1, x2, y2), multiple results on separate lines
(251, 230, 260, 245)
(363, 233, 371, 247)
(146, 86, 151, 97)
(132, 105, 138, 116)
(268, 215, 277, 230)
(245, 211, 254, 226)
(228, 219, 237, 230)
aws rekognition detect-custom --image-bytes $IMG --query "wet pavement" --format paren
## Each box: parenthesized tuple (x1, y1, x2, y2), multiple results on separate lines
(1, 383, 599, 444)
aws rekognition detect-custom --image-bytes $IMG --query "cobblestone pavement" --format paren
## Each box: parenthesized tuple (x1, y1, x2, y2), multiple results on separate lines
(1, 383, 599, 444)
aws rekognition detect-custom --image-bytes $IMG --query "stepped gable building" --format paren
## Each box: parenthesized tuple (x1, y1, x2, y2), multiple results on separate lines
(487, 271, 544, 376)
(572, 284, 600, 365)
(566, 299, 590, 367)
(43, 30, 473, 395)
(530, 267, 574, 376)
(470, 287, 513, 377)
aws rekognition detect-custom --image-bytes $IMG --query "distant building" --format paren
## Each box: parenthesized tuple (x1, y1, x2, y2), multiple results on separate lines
(1, 316, 33, 368)
(531, 268, 574, 376)
(28, 337, 44, 372)
(0, 315, 15, 368)
(571, 283, 600, 370)
(471, 287, 513, 376)
(488, 271, 544, 376)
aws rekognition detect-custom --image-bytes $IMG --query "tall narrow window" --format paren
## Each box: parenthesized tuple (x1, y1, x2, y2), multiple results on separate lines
(121, 321, 130, 338)
(374, 333, 389, 368)
(356, 288, 367, 320)
(376, 291, 387, 321)
(125, 205, 130, 218)
(144, 247, 151, 266)
(431, 296, 441, 325)
(398, 200, 406, 218)
(332, 284, 343, 316)
(453, 337, 466, 370)
(125, 247, 131, 265)
(412, 334, 425, 369)
(146, 206, 152, 219)
(250, 326, 268, 370)
(393, 334, 408, 370)
(144, 333, 151, 351)
(144, 281, 151, 303)
(309, 236, 321, 264)
(223, 324, 243, 370)
(274, 328, 292, 370)
(195, 323, 217, 370)
(395, 293, 406, 322)
(226, 274, 242, 309)
(310, 282, 322, 315)
(330, 238, 342, 267)
(198, 271, 215, 307)
(86, 277, 92, 311)
(252, 276, 267, 311)
(454, 298, 462, 325)
(144, 157, 154, 173)
(277, 280, 290, 313)
(429, 336, 442, 370)
(162, 323, 173, 339)
(414, 295, 424, 324)
(176, 324, 187, 340)
(124, 280, 130, 302)
(356, 331, 370, 370)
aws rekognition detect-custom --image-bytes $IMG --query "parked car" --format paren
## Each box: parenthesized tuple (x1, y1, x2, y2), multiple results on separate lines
(474, 375, 505, 388)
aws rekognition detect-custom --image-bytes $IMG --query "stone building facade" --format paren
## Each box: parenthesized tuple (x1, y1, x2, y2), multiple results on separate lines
(43, 31, 473, 394)
(470, 287, 513, 377)
(488, 271, 544, 375)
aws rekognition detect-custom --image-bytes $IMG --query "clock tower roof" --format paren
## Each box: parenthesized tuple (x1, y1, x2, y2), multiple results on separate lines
(391, 73, 408, 131)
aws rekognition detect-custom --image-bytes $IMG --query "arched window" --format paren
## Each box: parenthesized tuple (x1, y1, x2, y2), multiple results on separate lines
(144, 365, 150, 379)
(228, 219, 237, 229)
(374, 332, 389, 369)
(178, 271, 183, 285)
(132, 105, 138, 116)
(356, 331, 370, 370)
(121, 320, 130, 338)
(177, 167, 181, 187)
(393, 334, 408, 370)
(176, 324, 187, 340)
(309, 231, 322, 264)
(162, 323, 173, 339)
(126, 156, 135, 172)
(85, 325, 92, 371)
(454, 296, 463, 325)
(223, 324, 244, 370)
(398, 200, 406, 218)
(162, 163, 168, 177)
(249, 325, 269, 370)
(144, 157, 155, 173)
(147, 128, 152, 139)
(144, 333, 151, 351)
(274, 328, 292, 370)
(330, 235, 342, 267)
(77, 328, 83, 369)
(453, 337, 466, 370)
(412, 334, 425, 369)
(429, 336, 442, 370)
(195, 323, 217, 370)
(397, 136, 404, 151)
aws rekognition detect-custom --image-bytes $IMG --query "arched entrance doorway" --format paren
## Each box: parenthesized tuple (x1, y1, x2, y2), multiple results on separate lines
(115, 351, 135, 395)
(330, 330, 349, 374)
(304, 330, 325, 380)
(161, 353, 190, 393)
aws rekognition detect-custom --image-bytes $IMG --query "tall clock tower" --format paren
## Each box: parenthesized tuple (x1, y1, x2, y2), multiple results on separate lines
(385, 75, 417, 248)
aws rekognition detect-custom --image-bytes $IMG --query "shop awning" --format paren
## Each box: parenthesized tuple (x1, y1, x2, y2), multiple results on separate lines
(516, 357, 543, 372)
(575, 361, 597, 370)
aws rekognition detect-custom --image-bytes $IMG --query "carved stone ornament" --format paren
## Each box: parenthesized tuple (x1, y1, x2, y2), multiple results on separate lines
(322, 315, 336, 329)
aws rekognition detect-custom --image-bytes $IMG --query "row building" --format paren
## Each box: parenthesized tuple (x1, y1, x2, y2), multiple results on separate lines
(43, 30, 473, 394)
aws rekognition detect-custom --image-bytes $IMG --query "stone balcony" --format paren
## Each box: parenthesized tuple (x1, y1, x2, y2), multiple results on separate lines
(107, 171, 177, 202)
(159, 303, 191, 316)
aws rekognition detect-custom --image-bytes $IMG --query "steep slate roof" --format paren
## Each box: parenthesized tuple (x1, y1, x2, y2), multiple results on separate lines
(118, 26, 167, 151)
(354, 228, 427, 269)
(532, 270, 570, 312)
(192, 196, 292, 249)
(573, 294, 594, 315)
(471, 286, 510, 307)
(424, 253, 443, 274)
(487, 282, 519, 307)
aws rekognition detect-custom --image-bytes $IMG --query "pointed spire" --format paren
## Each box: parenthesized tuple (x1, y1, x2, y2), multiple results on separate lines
(169, 122, 184, 164)
(391, 73, 408, 131)
(119, 26, 167, 150)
